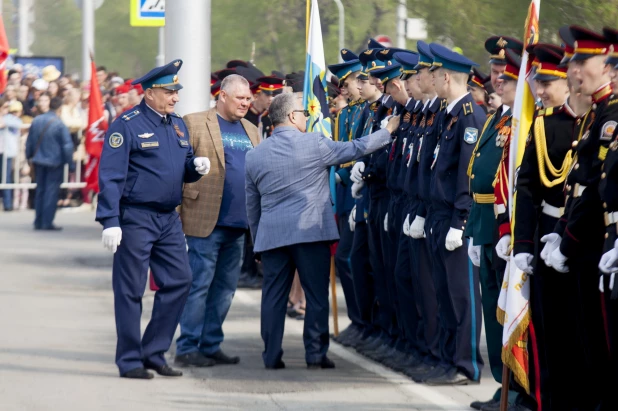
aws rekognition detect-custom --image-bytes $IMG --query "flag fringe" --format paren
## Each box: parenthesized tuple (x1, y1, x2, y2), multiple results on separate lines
(501, 311, 531, 393)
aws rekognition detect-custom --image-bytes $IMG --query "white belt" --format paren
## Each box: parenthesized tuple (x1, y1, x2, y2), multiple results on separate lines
(494, 203, 506, 217)
(574, 184, 587, 198)
(541, 201, 564, 218)
(606, 211, 618, 226)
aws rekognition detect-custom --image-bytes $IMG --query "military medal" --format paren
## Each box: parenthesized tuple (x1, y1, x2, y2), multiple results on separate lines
(496, 125, 510, 147)
(404, 112, 411, 123)
(427, 113, 435, 127)
(173, 124, 185, 137)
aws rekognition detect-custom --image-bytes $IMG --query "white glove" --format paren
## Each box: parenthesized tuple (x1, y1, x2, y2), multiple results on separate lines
(495, 234, 512, 261)
(403, 214, 410, 237)
(102, 227, 122, 254)
(410, 216, 425, 239)
(599, 273, 616, 293)
(351, 181, 364, 199)
(514, 253, 534, 274)
(549, 247, 569, 273)
(335, 173, 342, 184)
(384, 213, 389, 232)
(351, 162, 365, 184)
(194, 157, 211, 175)
(599, 240, 618, 274)
(540, 233, 561, 266)
(445, 227, 464, 251)
(380, 115, 393, 129)
(468, 238, 481, 267)
(348, 206, 356, 232)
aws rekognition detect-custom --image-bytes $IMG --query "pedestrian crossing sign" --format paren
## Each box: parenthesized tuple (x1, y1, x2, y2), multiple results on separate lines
(130, 0, 165, 27)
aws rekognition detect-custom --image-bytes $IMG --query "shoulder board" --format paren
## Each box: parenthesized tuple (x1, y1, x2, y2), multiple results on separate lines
(537, 106, 564, 117)
(462, 101, 474, 116)
(608, 94, 618, 106)
(170, 112, 181, 118)
(122, 109, 141, 121)
(440, 99, 447, 110)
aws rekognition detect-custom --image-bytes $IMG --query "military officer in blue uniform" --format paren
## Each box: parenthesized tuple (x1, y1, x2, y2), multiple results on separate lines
(405, 41, 447, 382)
(424, 43, 486, 385)
(327, 51, 366, 345)
(96, 60, 211, 379)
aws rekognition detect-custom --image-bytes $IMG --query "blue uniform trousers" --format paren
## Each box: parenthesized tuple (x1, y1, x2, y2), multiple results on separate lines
(335, 212, 363, 328)
(260, 241, 331, 367)
(429, 215, 483, 381)
(349, 221, 375, 335)
(380, 196, 400, 339)
(367, 197, 392, 335)
(34, 164, 64, 229)
(113, 206, 192, 375)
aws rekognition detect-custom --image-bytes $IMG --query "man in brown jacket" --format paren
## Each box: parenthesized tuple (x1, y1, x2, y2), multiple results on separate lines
(175, 75, 260, 367)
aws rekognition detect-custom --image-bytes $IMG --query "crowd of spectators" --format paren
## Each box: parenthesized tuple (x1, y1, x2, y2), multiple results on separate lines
(0, 64, 144, 211)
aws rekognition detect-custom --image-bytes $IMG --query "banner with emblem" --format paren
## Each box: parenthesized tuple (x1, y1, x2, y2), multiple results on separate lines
(496, 0, 541, 394)
(84, 56, 108, 196)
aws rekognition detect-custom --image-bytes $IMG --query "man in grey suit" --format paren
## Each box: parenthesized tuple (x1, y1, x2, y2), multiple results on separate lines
(245, 92, 400, 369)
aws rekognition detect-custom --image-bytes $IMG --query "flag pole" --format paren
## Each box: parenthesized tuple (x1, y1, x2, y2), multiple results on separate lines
(500, 365, 510, 411)
(305, 0, 310, 49)
(330, 251, 339, 336)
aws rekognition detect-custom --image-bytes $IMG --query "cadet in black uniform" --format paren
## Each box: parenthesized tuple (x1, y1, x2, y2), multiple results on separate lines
(541, 26, 614, 410)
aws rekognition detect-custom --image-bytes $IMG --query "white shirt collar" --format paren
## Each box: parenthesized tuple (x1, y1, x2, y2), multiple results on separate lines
(446, 92, 470, 114)
(145, 103, 166, 118)
(502, 105, 511, 115)
(406, 97, 412, 106)
(414, 100, 421, 109)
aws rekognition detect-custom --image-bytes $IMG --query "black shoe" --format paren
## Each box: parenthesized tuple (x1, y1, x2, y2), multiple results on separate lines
(40, 225, 62, 231)
(480, 401, 501, 411)
(409, 364, 446, 382)
(174, 352, 216, 367)
(237, 275, 262, 289)
(425, 369, 478, 386)
(506, 405, 533, 411)
(265, 360, 286, 370)
(121, 367, 154, 379)
(204, 350, 240, 365)
(307, 356, 335, 369)
(144, 362, 183, 377)
(471, 398, 499, 410)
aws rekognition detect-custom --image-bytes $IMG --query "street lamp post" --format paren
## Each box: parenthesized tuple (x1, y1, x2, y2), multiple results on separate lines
(332, 0, 344, 62)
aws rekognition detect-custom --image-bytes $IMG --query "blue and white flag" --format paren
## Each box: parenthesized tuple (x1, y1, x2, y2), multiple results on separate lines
(303, 0, 332, 138)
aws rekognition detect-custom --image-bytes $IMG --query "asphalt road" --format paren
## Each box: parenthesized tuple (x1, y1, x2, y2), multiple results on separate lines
(0, 209, 498, 410)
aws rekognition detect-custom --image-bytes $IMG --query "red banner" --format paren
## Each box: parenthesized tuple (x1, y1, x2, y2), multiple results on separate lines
(84, 59, 108, 194)
(0, 15, 10, 94)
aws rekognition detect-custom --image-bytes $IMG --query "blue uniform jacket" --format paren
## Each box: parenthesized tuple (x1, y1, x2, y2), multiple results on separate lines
(401, 100, 425, 201)
(430, 93, 486, 230)
(96, 100, 202, 229)
(388, 98, 417, 196)
(416, 97, 446, 219)
(334, 100, 366, 216)
(25, 111, 74, 168)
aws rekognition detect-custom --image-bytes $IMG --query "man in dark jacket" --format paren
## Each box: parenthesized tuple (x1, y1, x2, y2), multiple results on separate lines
(26, 96, 74, 230)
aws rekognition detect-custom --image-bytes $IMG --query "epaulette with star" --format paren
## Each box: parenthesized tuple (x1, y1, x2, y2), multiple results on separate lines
(608, 94, 618, 107)
(122, 109, 141, 121)
(537, 105, 564, 117)
(440, 99, 447, 110)
(462, 101, 475, 116)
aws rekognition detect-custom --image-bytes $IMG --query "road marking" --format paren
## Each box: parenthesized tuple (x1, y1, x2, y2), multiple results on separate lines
(235, 290, 465, 410)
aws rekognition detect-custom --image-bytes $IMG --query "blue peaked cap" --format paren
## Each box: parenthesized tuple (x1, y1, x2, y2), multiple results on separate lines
(429, 43, 478, 73)
(132, 59, 183, 91)
(328, 60, 363, 82)
(415, 41, 434, 71)
(341, 49, 359, 62)
(371, 62, 403, 85)
(394, 51, 420, 73)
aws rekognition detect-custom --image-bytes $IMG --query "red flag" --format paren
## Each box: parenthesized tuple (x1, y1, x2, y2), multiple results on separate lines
(84, 58, 108, 194)
(0, 15, 10, 94)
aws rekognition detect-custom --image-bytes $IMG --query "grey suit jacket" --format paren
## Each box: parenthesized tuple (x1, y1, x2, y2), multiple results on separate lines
(245, 126, 392, 253)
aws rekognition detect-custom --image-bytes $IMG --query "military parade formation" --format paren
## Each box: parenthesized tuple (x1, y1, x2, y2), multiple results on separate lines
(320, 26, 618, 411)
(91, 18, 618, 410)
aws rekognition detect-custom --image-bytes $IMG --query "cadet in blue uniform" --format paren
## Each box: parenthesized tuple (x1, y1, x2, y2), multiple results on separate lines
(369, 53, 413, 366)
(405, 41, 447, 382)
(425, 44, 486, 385)
(395, 50, 443, 377)
(327, 51, 366, 345)
(96, 60, 211, 379)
